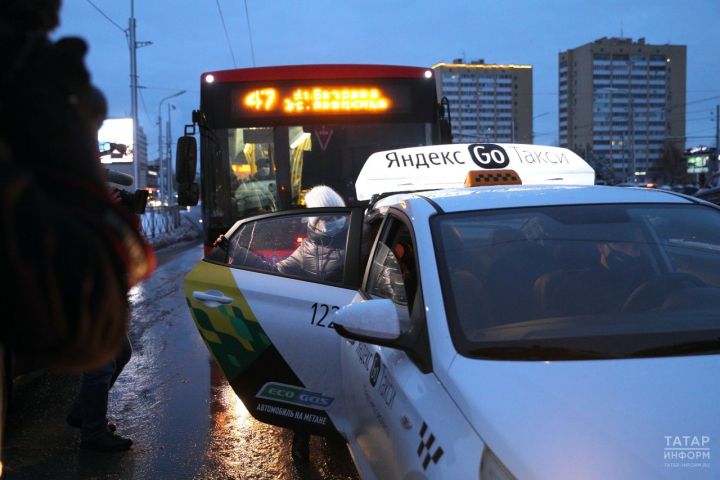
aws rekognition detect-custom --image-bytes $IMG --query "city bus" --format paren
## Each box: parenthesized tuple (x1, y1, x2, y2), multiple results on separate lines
(175, 64, 451, 254)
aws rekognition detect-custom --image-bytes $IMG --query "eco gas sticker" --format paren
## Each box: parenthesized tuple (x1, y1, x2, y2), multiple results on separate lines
(256, 403, 327, 425)
(256, 382, 334, 409)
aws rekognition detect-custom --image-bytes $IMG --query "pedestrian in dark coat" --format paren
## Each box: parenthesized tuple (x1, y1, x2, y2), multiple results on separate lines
(0, 0, 155, 460)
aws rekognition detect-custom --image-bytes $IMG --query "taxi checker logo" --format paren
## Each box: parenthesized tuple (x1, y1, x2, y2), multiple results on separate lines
(256, 382, 334, 409)
(468, 143, 510, 169)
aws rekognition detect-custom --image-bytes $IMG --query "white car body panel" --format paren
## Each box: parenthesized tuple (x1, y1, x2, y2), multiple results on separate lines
(230, 268, 357, 431)
(445, 354, 720, 479)
(361, 186, 719, 479)
(186, 145, 720, 479)
(421, 184, 693, 212)
(339, 317, 482, 479)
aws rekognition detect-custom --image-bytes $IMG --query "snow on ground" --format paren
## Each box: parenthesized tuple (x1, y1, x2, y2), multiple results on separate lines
(144, 211, 202, 251)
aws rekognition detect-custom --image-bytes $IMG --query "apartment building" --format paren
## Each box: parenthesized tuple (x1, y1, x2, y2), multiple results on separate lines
(433, 60, 533, 144)
(559, 37, 686, 182)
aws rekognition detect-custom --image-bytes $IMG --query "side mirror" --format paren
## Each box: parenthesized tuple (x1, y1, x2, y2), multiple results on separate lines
(333, 299, 402, 342)
(176, 135, 197, 184)
(334, 297, 433, 374)
(177, 182, 199, 207)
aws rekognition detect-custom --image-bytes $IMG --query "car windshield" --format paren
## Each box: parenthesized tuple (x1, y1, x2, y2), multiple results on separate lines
(432, 203, 720, 360)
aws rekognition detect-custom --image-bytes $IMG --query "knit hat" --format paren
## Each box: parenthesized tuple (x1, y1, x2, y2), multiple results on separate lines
(304, 185, 345, 208)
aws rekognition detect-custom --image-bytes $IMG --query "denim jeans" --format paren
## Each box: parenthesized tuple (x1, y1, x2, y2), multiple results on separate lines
(68, 335, 132, 440)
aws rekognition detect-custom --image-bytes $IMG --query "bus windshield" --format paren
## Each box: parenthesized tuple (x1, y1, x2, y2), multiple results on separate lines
(213, 121, 433, 219)
(192, 64, 449, 251)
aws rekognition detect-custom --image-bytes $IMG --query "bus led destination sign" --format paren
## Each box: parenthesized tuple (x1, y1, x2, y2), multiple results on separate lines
(242, 86, 392, 115)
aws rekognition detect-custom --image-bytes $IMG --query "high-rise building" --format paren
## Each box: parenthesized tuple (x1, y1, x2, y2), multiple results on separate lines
(559, 37, 686, 183)
(433, 60, 533, 144)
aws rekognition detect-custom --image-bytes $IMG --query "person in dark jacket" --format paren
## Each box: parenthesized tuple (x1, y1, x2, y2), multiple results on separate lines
(234, 157, 277, 217)
(62, 84, 135, 452)
(0, 0, 155, 464)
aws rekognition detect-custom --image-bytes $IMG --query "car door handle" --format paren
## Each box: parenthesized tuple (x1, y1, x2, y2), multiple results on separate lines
(192, 290, 233, 308)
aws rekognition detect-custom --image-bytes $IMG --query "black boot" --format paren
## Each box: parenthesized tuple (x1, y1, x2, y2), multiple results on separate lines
(77, 384, 131, 452)
(66, 412, 117, 432)
(80, 431, 132, 452)
(292, 431, 310, 464)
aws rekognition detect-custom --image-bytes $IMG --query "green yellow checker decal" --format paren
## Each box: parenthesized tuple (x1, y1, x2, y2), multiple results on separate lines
(184, 260, 271, 380)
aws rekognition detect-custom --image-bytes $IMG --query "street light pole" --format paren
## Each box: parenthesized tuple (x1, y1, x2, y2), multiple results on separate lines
(128, 0, 152, 188)
(166, 103, 177, 204)
(129, 0, 139, 185)
(157, 90, 185, 203)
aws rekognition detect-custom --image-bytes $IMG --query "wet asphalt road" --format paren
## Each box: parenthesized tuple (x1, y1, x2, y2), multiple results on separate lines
(2, 240, 359, 480)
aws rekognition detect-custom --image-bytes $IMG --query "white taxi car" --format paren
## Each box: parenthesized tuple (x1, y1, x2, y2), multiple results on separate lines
(184, 143, 720, 479)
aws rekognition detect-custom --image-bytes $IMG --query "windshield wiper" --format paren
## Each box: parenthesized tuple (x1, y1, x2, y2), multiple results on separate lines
(467, 345, 610, 360)
(629, 338, 720, 358)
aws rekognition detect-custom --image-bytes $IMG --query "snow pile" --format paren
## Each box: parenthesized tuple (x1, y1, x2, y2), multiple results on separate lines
(145, 212, 202, 251)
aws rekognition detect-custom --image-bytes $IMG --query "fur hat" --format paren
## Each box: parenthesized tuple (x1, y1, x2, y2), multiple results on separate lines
(304, 185, 345, 208)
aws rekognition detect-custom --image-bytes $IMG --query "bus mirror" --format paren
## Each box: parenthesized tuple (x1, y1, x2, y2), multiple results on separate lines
(176, 135, 197, 184)
(177, 182, 199, 206)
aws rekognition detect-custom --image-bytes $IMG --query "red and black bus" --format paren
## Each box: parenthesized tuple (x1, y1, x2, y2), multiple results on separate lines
(177, 64, 451, 253)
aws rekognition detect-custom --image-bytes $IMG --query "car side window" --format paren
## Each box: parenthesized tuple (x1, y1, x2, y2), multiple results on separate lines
(365, 219, 418, 308)
(227, 211, 351, 285)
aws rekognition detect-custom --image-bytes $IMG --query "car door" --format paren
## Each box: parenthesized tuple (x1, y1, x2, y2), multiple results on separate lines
(339, 214, 449, 478)
(184, 206, 364, 437)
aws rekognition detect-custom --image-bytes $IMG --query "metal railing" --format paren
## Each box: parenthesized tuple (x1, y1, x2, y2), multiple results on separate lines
(141, 205, 181, 239)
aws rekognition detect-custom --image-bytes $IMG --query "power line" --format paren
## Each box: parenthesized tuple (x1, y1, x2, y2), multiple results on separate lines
(687, 116, 715, 123)
(686, 107, 716, 115)
(141, 85, 198, 93)
(85, 0, 126, 34)
(534, 131, 558, 137)
(669, 94, 720, 110)
(244, 0, 256, 67)
(215, 0, 237, 67)
(137, 88, 155, 126)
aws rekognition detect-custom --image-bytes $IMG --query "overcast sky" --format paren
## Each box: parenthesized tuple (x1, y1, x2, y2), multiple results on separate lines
(54, 0, 720, 158)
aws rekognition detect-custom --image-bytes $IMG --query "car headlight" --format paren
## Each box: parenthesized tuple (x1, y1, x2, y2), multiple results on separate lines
(480, 446, 516, 480)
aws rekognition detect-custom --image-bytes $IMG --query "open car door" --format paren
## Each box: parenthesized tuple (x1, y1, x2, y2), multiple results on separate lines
(184, 207, 364, 437)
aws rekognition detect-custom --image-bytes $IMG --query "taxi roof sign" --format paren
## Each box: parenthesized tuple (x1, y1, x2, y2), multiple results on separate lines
(355, 143, 595, 201)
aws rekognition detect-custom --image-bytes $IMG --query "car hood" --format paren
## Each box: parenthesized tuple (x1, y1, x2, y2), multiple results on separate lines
(445, 354, 719, 479)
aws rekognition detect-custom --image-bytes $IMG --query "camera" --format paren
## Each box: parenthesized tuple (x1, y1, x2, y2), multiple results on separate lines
(115, 188, 149, 215)
(101, 143, 149, 215)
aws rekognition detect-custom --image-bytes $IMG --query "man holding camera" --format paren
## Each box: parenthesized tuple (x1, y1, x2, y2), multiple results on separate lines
(0, 0, 155, 461)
